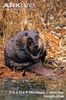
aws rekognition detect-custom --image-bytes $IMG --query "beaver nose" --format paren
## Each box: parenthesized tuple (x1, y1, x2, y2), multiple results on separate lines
(34, 45, 38, 48)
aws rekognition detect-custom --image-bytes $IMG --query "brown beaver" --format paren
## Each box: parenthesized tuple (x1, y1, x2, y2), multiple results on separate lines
(4, 30, 47, 76)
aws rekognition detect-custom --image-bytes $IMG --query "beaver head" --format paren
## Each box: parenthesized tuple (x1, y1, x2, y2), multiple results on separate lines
(21, 30, 44, 58)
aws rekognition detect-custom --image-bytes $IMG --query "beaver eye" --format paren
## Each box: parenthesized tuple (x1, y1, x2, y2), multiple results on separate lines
(35, 35, 39, 41)
(27, 38, 33, 44)
(25, 32, 28, 36)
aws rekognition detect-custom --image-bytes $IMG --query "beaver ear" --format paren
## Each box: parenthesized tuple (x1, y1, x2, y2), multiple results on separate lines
(36, 31, 39, 34)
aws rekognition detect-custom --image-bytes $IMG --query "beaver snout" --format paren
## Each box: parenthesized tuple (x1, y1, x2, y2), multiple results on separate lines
(34, 45, 38, 49)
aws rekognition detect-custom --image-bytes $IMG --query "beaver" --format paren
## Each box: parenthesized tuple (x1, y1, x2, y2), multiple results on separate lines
(4, 30, 47, 75)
